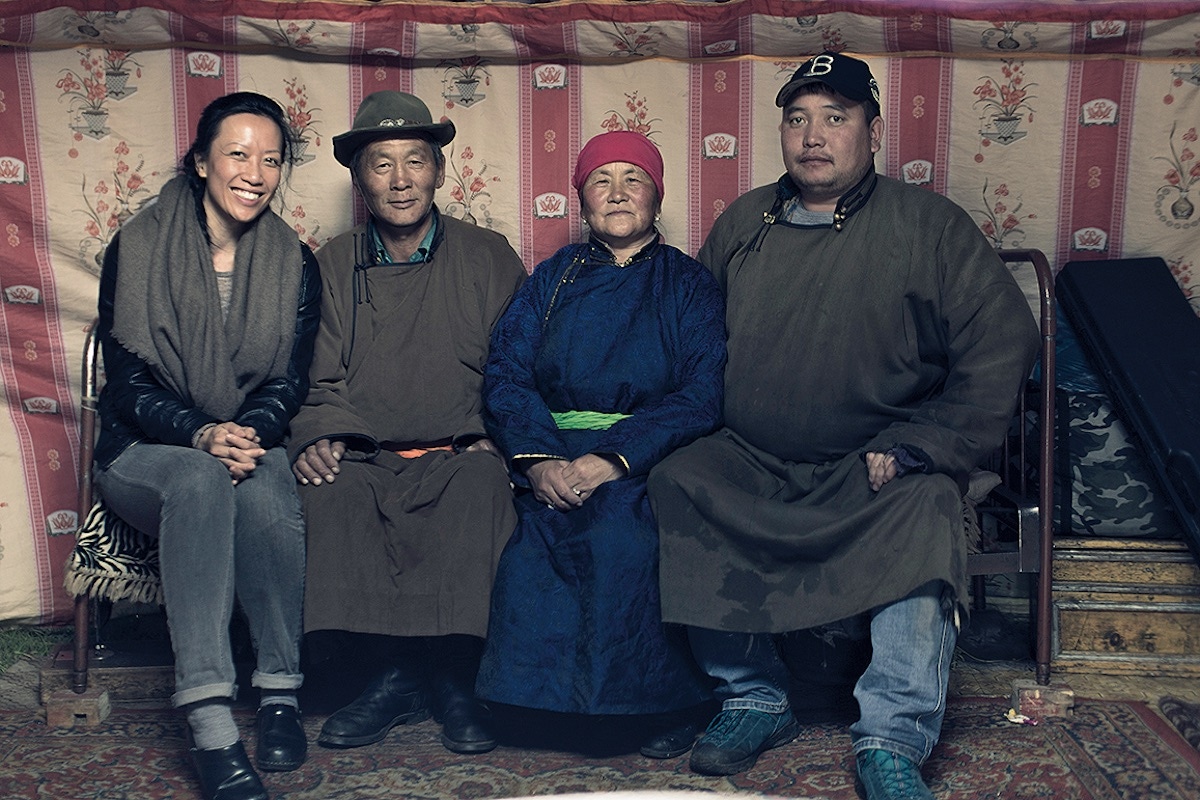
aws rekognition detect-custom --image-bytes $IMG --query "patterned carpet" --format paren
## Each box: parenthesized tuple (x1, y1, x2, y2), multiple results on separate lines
(1159, 696, 1200, 752)
(2, 698, 1199, 799)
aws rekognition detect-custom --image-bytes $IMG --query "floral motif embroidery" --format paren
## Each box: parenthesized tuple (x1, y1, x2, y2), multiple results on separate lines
(1167, 257, 1198, 314)
(971, 180, 1036, 248)
(1164, 60, 1200, 105)
(443, 145, 500, 228)
(57, 49, 111, 138)
(448, 23, 480, 44)
(779, 16, 846, 52)
(272, 20, 324, 50)
(288, 204, 326, 251)
(974, 60, 1036, 146)
(100, 49, 141, 99)
(59, 10, 134, 43)
(981, 21, 1038, 51)
(1155, 122, 1200, 227)
(442, 57, 491, 108)
(75, 140, 159, 273)
(600, 91, 660, 139)
(608, 22, 660, 57)
(282, 77, 320, 165)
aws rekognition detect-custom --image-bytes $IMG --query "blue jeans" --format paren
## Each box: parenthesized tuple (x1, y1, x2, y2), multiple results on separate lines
(96, 444, 305, 708)
(689, 580, 957, 764)
(687, 626, 792, 714)
(850, 580, 958, 765)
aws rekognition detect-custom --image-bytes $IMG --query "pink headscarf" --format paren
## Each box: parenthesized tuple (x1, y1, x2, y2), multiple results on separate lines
(572, 131, 665, 199)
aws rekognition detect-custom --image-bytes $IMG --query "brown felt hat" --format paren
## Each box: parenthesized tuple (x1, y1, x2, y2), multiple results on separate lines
(332, 91, 456, 167)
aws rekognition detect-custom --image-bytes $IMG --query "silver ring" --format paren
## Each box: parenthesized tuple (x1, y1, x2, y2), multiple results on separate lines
(547, 502, 555, 509)
(572, 487, 582, 496)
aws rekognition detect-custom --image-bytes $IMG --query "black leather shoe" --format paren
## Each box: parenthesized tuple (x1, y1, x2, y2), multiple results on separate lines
(256, 704, 307, 772)
(640, 719, 701, 759)
(317, 666, 430, 748)
(433, 678, 497, 754)
(189, 740, 268, 800)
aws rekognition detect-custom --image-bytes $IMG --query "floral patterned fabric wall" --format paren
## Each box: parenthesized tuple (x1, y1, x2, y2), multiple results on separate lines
(1, 0, 1199, 624)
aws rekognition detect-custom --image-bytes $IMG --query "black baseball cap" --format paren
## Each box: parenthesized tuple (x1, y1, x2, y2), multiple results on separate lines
(776, 51, 881, 108)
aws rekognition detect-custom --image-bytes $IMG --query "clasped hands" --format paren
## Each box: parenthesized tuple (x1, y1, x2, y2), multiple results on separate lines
(195, 421, 264, 484)
(292, 438, 346, 486)
(526, 454, 624, 511)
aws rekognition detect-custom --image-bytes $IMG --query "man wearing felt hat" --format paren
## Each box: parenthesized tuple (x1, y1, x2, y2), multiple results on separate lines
(288, 90, 525, 756)
(648, 52, 1039, 797)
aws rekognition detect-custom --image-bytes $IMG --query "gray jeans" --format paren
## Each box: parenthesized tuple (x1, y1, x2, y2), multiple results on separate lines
(96, 444, 305, 707)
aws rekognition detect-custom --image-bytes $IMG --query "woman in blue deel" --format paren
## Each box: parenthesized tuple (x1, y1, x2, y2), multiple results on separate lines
(477, 130, 726, 757)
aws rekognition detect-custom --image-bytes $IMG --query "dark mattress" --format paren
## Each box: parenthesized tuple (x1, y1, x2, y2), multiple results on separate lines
(1056, 258, 1200, 558)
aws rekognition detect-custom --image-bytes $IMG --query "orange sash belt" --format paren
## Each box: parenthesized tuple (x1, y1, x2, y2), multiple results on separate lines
(393, 444, 455, 459)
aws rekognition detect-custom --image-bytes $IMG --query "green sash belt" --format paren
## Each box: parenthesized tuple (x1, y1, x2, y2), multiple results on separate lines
(551, 410, 631, 430)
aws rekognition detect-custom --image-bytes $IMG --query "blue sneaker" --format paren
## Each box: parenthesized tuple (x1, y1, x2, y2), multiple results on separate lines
(689, 708, 799, 775)
(855, 749, 934, 800)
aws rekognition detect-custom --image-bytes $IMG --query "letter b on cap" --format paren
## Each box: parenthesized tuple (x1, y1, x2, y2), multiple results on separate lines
(803, 54, 835, 77)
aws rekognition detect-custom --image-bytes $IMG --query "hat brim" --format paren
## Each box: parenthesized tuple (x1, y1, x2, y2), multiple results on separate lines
(332, 121, 456, 167)
(775, 76, 872, 108)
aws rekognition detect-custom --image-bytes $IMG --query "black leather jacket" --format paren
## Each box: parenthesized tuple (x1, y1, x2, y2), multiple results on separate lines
(94, 232, 322, 469)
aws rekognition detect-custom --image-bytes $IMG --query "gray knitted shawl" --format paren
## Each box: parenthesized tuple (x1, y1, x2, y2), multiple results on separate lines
(111, 175, 302, 421)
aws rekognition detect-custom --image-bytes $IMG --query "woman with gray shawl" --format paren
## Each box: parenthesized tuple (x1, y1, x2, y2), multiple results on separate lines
(94, 92, 321, 800)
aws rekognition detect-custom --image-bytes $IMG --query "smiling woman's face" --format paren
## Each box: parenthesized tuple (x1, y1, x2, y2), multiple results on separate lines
(194, 112, 284, 242)
(579, 161, 660, 253)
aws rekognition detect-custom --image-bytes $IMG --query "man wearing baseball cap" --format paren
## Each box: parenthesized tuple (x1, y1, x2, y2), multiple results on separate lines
(649, 52, 1038, 798)
(288, 91, 525, 756)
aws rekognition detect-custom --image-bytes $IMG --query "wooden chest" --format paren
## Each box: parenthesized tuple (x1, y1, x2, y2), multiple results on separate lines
(1052, 536, 1200, 677)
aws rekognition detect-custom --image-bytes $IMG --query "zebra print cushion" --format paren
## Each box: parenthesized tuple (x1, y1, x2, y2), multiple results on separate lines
(63, 499, 163, 606)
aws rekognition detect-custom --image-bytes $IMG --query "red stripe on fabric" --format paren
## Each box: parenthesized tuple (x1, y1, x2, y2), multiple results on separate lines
(4, 1, 1199, 28)
(884, 57, 951, 196)
(357, 12, 416, 68)
(688, 12, 753, 256)
(515, 24, 576, 270)
(1055, 21, 1142, 263)
(883, 18, 953, 193)
(519, 18, 578, 62)
(883, 10, 951, 53)
(689, 59, 751, 256)
(685, 17, 753, 255)
(0, 47, 83, 623)
(738, 63, 754, 218)
(171, 13, 240, 159)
